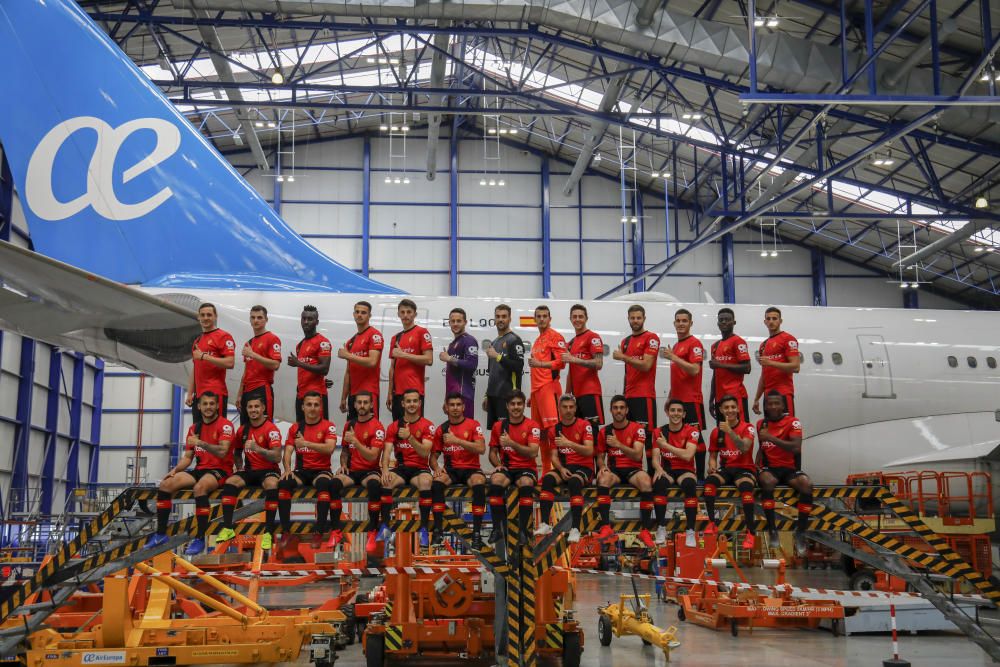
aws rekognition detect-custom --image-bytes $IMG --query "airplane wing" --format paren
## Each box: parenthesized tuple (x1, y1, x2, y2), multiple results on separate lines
(0, 240, 199, 364)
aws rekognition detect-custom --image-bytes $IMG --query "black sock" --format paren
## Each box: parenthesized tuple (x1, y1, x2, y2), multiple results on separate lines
(652, 477, 669, 525)
(156, 490, 172, 534)
(797, 492, 814, 533)
(380, 490, 393, 526)
(419, 489, 433, 530)
(596, 485, 611, 526)
(194, 494, 210, 539)
(315, 477, 331, 533)
(264, 488, 278, 534)
(680, 477, 698, 532)
(432, 481, 446, 532)
(517, 486, 534, 534)
(471, 484, 486, 534)
(221, 484, 239, 529)
(568, 476, 584, 531)
(640, 491, 653, 530)
(488, 484, 505, 532)
(278, 478, 296, 533)
(329, 478, 344, 529)
(761, 489, 776, 532)
(366, 479, 382, 532)
(540, 475, 556, 524)
(739, 485, 756, 535)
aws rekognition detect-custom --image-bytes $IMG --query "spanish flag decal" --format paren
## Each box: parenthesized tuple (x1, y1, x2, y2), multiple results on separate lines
(519, 315, 537, 327)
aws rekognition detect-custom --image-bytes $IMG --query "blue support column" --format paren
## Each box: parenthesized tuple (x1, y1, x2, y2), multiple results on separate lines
(664, 181, 672, 261)
(903, 289, 920, 309)
(272, 149, 283, 215)
(87, 359, 105, 486)
(361, 135, 371, 277)
(169, 385, 184, 468)
(39, 347, 61, 515)
(811, 247, 828, 306)
(449, 125, 459, 296)
(632, 192, 646, 292)
(11, 339, 37, 513)
(577, 184, 584, 298)
(721, 234, 735, 303)
(0, 152, 12, 243)
(541, 156, 551, 297)
(65, 354, 85, 499)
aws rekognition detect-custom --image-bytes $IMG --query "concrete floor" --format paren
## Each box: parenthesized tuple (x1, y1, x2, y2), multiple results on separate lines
(264, 571, 995, 667)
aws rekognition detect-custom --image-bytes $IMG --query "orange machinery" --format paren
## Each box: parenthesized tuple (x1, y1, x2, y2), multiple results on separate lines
(845, 470, 994, 593)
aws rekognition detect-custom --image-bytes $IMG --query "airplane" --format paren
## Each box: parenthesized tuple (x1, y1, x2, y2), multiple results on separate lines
(0, 0, 998, 490)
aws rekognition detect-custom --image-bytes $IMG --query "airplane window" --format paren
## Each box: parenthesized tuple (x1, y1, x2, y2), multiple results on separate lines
(988, 357, 997, 369)
(831, 352, 843, 365)
(812, 352, 823, 364)
(603, 344, 611, 356)
(947, 356, 958, 368)
(481, 339, 492, 350)
(968, 357, 978, 369)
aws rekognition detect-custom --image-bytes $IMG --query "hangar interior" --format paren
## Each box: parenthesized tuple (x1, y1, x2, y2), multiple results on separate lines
(1, 0, 1000, 665)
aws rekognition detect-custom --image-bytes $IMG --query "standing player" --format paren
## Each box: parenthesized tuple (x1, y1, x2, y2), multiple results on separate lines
(235, 305, 281, 423)
(486, 390, 540, 545)
(439, 308, 478, 418)
(651, 400, 700, 546)
(528, 305, 566, 448)
(594, 396, 655, 548)
(562, 304, 605, 429)
(148, 392, 234, 553)
(753, 307, 801, 418)
(382, 389, 437, 546)
(704, 395, 759, 550)
(709, 308, 751, 421)
(339, 301, 384, 421)
(186, 303, 235, 424)
(278, 392, 339, 547)
(484, 304, 525, 429)
(216, 397, 282, 549)
(386, 299, 434, 421)
(660, 308, 706, 478)
(756, 391, 812, 556)
(536, 395, 595, 543)
(287, 305, 332, 423)
(328, 392, 387, 553)
(611, 305, 660, 429)
(431, 393, 488, 548)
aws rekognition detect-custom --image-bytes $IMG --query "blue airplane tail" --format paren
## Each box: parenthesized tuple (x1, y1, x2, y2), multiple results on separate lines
(0, 0, 399, 293)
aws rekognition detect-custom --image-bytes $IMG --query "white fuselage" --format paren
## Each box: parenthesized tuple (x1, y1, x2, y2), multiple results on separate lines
(100, 290, 1000, 485)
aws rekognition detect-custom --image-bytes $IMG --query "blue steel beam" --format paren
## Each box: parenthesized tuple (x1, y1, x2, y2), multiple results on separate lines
(39, 348, 61, 516)
(11, 339, 36, 513)
(449, 118, 460, 296)
(169, 385, 183, 469)
(632, 191, 646, 292)
(541, 156, 552, 297)
(721, 233, 735, 303)
(811, 246, 828, 306)
(87, 359, 105, 487)
(362, 135, 371, 278)
(65, 354, 85, 500)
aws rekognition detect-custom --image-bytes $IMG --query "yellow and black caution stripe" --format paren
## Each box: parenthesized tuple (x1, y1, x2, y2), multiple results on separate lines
(506, 562, 523, 662)
(543, 623, 564, 650)
(441, 508, 508, 575)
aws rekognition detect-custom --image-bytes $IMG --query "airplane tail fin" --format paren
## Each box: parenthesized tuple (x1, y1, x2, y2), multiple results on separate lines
(0, 0, 399, 293)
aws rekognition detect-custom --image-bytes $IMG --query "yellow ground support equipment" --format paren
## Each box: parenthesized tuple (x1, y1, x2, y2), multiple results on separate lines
(596, 578, 680, 661)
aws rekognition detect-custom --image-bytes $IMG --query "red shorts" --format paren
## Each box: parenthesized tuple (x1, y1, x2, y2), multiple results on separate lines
(530, 381, 561, 431)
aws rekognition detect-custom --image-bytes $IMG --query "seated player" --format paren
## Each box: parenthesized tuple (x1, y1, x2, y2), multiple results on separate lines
(487, 390, 541, 546)
(330, 391, 388, 553)
(216, 397, 282, 549)
(278, 392, 338, 548)
(431, 393, 488, 548)
(651, 400, 700, 547)
(382, 389, 437, 547)
(705, 395, 759, 550)
(756, 391, 812, 556)
(148, 392, 234, 554)
(536, 395, 595, 544)
(595, 395, 655, 548)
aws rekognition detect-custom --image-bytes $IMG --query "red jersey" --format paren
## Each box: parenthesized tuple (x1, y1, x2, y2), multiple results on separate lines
(242, 419, 283, 472)
(295, 334, 332, 397)
(669, 335, 704, 403)
(530, 328, 566, 392)
(568, 330, 604, 397)
(490, 417, 541, 471)
(549, 418, 595, 469)
(709, 422, 757, 471)
(344, 417, 385, 472)
(185, 417, 235, 472)
(390, 326, 433, 395)
(385, 417, 436, 469)
(242, 331, 282, 391)
(654, 424, 700, 473)
(192, 329, 235, 396)
(711, 335, 751, 400)
(346, 327, 384, 395)
(756, 415, 803, 470)
(434, 418, 485, 470)
(597, 421, 646, 470)
(286, 419, 338, 471)
(758, 331, 799, 395)
(621, 331, 660, 398)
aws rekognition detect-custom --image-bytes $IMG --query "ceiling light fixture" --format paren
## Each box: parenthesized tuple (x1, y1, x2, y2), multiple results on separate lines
(975, 195, 989, 209)
(287, 176, 295, 183)
(753, 16, 765, 27)
(766, 16, 780, 27)
(480, 178, 487, 186)
(276, 175, 284, 183)
(271, 71, 284, 85)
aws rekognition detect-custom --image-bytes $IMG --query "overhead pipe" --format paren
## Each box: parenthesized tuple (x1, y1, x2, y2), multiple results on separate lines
(892, 219, 994, 267)
(425, 26, 451, 180)
(561, 64, 630, 196)
(881, 18, 958, 89)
